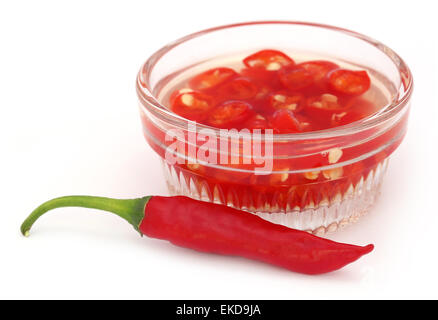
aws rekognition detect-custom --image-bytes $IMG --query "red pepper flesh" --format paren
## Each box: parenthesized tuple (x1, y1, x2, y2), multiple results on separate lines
(21, 195, 373, 275)
(142, 196, 373, 274)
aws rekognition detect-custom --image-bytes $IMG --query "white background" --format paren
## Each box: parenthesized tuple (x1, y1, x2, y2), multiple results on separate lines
(1, 0, 437, 299)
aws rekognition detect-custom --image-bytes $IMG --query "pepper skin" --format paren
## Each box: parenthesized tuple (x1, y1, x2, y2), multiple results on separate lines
(21, 195, 373, 275)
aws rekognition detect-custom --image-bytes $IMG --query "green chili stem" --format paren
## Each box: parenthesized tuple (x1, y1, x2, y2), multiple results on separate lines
(20, 195, 151, 236)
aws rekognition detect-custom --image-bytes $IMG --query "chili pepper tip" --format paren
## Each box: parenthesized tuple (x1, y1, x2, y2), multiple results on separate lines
(363, 244, 374, 254)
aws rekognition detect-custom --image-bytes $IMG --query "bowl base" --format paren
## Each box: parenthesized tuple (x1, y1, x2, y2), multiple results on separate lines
(162, 159, 388, 235)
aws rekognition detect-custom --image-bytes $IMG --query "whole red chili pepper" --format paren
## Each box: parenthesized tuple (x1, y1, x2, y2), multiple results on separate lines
(21, 195, 373, 275)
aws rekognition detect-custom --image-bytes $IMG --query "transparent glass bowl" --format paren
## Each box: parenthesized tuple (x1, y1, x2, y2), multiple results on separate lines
(136, 21, 413, 235)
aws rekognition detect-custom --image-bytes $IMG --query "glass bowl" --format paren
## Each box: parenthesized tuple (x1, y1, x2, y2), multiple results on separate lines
(136, 21, 413, 235)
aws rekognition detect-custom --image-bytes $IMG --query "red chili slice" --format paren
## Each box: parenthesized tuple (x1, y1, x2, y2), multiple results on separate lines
(169, 88, 194, 106)
(328, 69, 371, 95)
(297, 60, 339, 83)
(278, 66, 314, 91)
(171, 91, 214, 122)
(216, 77, 258, 101)
(240, 67, 284, 92)
(207, 101, 254, 128)
(305, 93, 346, 127)
(243, 49, 295, 71)
(242, 114, 271, 131)
(306, 93, 344, 113)
(189, 67, 237, 91)
(295, 114, 314, 132)
(269, 109, 302, 134)
(268, 92, 305, 113)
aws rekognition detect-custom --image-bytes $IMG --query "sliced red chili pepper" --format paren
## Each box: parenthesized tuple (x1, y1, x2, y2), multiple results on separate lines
(295, 114, 314, 132)
(215, 77, 258, 101)
(278, 61, 339, 92)
(269, 109, 302, 134)
(268, 92, 305, 113)
(171, 91, 214, 121)
(278, 65, 314, 91)
(21, 195, 374, 275)
(307, 93, 343, 111)
(169, 88, 194, 106)
(305, 93, 346, 126)
(188, 67, 237, 91)
(328, 69, 371, 95)
(297, 60, 339, 83)
(243, 49, 295, 71)
(240, 67, 285, 96)
(253, 85, 271, 99)
(207, 101, 254, 129)
(242, 114, 271, 131)
(170, 53, 374, 134)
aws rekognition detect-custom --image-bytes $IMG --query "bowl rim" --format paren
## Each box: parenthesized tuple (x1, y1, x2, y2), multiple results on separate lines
(136, 20, 413, 141)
